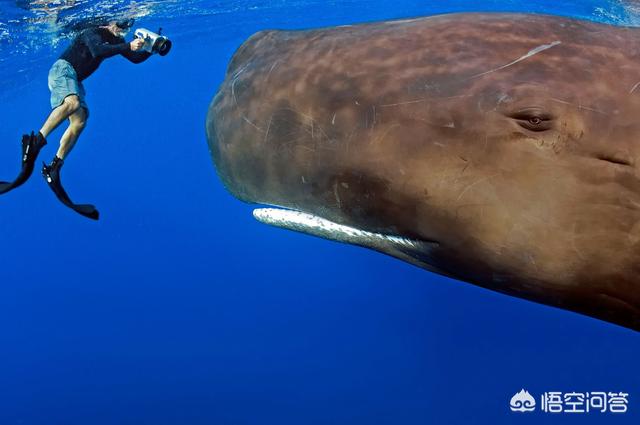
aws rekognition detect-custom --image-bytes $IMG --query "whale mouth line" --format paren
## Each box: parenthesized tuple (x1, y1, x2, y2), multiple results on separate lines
(252, 207, 443, 272)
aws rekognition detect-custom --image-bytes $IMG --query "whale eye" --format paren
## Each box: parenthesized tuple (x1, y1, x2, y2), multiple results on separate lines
(508, 108, 554, 132)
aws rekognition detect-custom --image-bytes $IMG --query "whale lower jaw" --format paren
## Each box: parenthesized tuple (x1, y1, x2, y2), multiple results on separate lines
(253, 207, 448, 276)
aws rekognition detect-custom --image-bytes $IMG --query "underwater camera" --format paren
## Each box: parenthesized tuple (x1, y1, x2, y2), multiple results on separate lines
(134, 28, 172, 56)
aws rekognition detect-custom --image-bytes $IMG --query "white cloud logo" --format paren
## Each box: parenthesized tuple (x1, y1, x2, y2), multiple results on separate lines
(510, 389, 536, 412)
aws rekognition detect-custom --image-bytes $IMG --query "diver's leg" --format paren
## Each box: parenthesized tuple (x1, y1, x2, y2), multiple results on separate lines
(0, 66, 82, 195)
(39, 95, 82, 139)
(41, 105, 97, 220)
(55, 106, 88, 160)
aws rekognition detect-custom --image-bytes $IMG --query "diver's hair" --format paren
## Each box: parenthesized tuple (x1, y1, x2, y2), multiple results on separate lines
(66, 16, 113, 32)
(67, 15, 134, 33)
(114, 18, 135, 30)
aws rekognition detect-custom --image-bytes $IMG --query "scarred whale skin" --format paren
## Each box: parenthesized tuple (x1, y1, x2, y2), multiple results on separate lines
(206, 13, 640, 331)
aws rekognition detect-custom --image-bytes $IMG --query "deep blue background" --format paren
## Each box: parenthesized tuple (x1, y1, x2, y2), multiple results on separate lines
(0, 1, 638, 424)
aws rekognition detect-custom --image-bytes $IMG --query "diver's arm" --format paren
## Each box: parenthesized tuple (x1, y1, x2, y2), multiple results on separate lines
(82, 30, 129, 59)
(121, 49, 152, 64)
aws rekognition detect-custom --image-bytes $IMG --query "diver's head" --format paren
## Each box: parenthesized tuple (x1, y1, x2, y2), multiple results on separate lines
(107, 18, 135, 37)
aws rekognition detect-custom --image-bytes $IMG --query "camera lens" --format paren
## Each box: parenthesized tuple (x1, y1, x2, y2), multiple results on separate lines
(157, 38, 172, 56)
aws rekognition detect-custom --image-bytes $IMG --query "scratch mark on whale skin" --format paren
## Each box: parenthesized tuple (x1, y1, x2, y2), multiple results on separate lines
(629, 81, 640, 94)
(380, 99, 429, 108)
(263, 114, 274, 144)
(469, 40, 562, 79)
(230, 67, 265, 132)
(333, 182, 342, 209)
(571, 222, 587, 262)
(549, 97, 609, 115)
(455, 173, 499, 202)
(266, 60, 281, 81)
(379, 94, 472, 109)
(371, 123, 401, 146)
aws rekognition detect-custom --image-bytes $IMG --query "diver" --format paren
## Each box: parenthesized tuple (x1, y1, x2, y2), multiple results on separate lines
(0, 18, 155, 220)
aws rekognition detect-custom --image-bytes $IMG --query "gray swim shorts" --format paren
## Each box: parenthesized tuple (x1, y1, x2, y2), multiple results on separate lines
(47, 59, 88, 112)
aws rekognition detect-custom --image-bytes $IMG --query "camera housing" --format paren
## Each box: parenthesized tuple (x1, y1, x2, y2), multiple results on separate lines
(134, 28, 172, 56)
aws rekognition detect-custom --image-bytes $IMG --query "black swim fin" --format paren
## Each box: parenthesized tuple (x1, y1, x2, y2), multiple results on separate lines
(0, 131, 47, 194)
(42, 156, 99, 220)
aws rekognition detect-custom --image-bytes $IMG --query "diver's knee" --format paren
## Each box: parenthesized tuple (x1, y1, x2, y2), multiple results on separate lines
(63, 96, 81, 113)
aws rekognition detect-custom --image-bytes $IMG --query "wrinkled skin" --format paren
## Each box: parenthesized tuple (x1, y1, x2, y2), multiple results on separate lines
(206, 13, 640, 331)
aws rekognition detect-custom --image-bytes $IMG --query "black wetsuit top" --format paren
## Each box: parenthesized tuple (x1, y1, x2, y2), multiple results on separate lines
(60, 27, 151, 81)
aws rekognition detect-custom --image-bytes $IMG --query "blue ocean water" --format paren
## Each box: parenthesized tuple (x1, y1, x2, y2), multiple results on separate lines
(0, 1, 638, 424)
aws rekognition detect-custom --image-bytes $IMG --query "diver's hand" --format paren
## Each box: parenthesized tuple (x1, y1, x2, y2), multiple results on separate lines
(129, 38, 145, 51)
